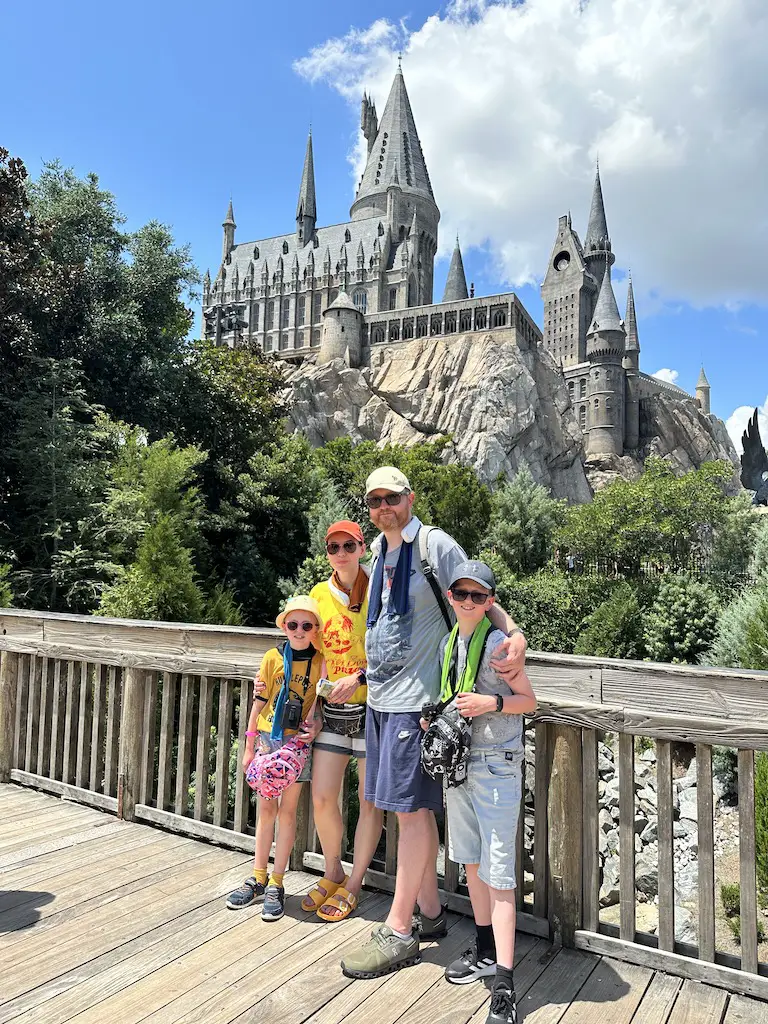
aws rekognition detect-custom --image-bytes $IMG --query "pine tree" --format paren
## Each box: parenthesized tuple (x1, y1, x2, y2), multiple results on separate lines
(485, 464, 566, 575)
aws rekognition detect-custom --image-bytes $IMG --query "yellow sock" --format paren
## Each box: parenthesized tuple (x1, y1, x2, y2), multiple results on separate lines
(254, 868, 268, 886)
(269, 872, 284, 888)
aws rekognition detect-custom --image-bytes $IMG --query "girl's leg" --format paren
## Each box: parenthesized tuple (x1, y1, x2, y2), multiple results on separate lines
(346, 757, 384, 896)
(311, 748, 348, 885)
(254, 796, 278, 872)
(489, 885, 517, 969)
(272, 781, 305, 876)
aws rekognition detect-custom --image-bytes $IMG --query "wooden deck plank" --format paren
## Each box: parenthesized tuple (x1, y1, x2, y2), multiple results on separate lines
(511, 948, 600, 1024)
(557, 960, 653, 1022)
(724, 993, 768, 1023)
(666, 980, 728, 1024)
(0, 818, 125, 871)
(628, 972, 682, 1024)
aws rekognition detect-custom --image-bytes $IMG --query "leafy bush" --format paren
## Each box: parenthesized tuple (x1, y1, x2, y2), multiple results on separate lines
(484, 465, 566, 575)
(575, 582, 646, 659)
(756, 752, 768, 901)
(712, 747, 738, 804)
(0, 565, 12, 608)
(706, 585, 768, 670)
(710, 494, 763, 575)
(721, 882, 767, 943)
(749, 519, 768, 579)
(278, 554, 330, 603)
(643, 575, 719, 664)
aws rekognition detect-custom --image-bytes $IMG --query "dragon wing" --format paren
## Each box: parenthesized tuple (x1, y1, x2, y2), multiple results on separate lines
(740, 410, 768, 491)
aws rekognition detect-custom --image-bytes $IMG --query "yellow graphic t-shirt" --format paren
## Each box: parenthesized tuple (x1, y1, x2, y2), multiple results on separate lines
(255, 646, 323, 735)
(310, 579, 368, 704)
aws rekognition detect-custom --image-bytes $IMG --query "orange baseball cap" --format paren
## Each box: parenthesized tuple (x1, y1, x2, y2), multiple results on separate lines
(325, 519, 364, 543)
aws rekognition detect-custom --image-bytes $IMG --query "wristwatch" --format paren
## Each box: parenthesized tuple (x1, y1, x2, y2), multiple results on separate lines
(495, 693, 504, 712)
(506, 627, 524, 638)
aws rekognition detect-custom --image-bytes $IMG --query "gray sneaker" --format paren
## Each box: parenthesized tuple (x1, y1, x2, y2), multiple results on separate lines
(413, 903, 448, 939)
(341, 924, 422, 979)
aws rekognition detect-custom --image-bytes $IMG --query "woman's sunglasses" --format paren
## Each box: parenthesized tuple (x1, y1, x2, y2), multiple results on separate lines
(326, 540, 360, 555)
(449, 588, 492, 605)
(285, 620, 316, 632)
(365, 492, 406, 509)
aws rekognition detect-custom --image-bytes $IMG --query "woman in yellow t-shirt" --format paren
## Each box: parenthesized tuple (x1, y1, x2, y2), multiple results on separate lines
(305, 519, 383, 922)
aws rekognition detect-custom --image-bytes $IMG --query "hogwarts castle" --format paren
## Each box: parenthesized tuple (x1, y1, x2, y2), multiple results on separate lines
(202, 65, 713, 460)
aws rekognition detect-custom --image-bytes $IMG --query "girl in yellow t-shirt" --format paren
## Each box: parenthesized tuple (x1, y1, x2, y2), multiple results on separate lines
(306, 520, 383, 922)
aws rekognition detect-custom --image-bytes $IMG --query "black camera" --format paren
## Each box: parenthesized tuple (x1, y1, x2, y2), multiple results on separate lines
(421, 701, 440, 721)
(282, 697, 304, 731)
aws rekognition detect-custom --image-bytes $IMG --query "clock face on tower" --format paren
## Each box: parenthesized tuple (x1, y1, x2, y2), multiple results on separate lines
(554, 251, 571, 272)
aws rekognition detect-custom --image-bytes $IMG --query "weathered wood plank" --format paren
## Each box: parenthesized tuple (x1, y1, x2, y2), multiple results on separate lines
(618, 731, 635, 941)
(738, 747, 758, 974)
(9, 770, 119, 814)
(666, 979, 727, 1023)
(724, 993, 768, 1023)
(156, 672, 178, 812)
(89, 663, 107, 793)
(140, 671, 159, 806)
(12, 654, 29, 771)
(61, 661, 78, 785)
(549, 724, 583, 945)
(193, 676, 213, 822)
(582, 727, 599, 932)
(657, 738, 675, 952)
(24, 654, 41, 773)
(506, 947, 599, 1024)
(134, 803, 255, 854)
(75, 661, 92, 788)
(35, 657, 51, 776)
(175, 675, 194, 816)
(631, 972, 682, 1024)
(48, 659, 65, 782)
(233, 679, 251, 834)
(696, 743, 715, 963)
(213, 679, 233, 827)
(103, 665, 120, 798)
(119, 667, 145, 821)
(557, 958, 653, 1022)
(533, 721, 551, 920)
(0, 652, 19, 782)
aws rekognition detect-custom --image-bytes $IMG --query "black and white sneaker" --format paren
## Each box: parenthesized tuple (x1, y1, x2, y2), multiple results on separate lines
(486, 983, 517, 1024)
(226, 876, 266, 910)
(445, 946, 497, 985)
(261, 884, 285, 921)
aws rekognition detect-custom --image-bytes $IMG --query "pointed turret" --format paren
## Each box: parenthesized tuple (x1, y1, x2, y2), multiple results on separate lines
(696, 366, 711, 414)
(586, 266, 626, 457)
(622, 273, 640, 449)
(222, 199, 236, 263)
(203, 268, 211, 303)
(585, 164, 610, 253)
(442, 237, 469, 302)
(624, 273, 640, 352)
(587, 268, 624, 341)
(296, 132, 316, 245)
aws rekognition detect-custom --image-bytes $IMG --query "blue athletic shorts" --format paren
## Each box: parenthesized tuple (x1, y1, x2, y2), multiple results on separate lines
(364, 707, 443, 813)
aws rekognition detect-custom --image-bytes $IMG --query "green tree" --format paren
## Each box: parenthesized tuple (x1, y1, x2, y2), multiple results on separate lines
(0, 565, 13, 607)
(574, 582, 646, 659)
(749, 519, 768, 579)
(484, 464, 566, 574)
(644, 575, 719, 664)
(709, 493, 762, 575)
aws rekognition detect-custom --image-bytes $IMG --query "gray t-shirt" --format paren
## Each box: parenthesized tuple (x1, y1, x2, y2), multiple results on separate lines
(439, 626, 524, 754)
(365, 521, 468, 713)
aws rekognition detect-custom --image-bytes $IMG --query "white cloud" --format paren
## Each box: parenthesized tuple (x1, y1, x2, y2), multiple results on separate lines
(294, 0, 768, 307)
(726, 396, 768, 457)
(652, 368, 680, 385)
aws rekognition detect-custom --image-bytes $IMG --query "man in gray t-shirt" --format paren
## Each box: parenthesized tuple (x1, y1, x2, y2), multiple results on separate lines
(341, 466, 528, 982)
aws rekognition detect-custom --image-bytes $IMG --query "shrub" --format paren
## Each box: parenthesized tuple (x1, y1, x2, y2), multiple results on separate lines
(575, 582, 646, 659)
(643, 575, 719, 664)
(749, 519, 768, 579)
(721, 882, 741, 918)
(756, 752, 768, 901)
(712, 747, 738, 804)
(705, 584, 768, 670)
(0, 564, 12, 608)
(484, 465, 566, 575)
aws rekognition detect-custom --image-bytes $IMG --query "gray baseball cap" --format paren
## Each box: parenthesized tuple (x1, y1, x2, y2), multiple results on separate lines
(449, 560, 496, 593)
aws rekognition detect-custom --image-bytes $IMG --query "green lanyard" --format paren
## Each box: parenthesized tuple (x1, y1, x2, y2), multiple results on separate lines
(439, 617, 493, 703)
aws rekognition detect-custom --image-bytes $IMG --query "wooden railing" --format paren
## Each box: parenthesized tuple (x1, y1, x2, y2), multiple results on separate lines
(2, 608, 768, 1000)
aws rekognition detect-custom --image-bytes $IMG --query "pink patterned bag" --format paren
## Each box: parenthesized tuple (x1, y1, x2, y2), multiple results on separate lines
(245, 735, 312, 800)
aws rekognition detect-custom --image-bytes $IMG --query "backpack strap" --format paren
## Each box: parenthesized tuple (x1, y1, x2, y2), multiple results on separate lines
(417, 526, 453, 631)
(433, 624, 496, 716)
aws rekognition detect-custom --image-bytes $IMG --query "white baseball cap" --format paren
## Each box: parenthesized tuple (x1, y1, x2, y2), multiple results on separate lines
(365, 466, 411, 496)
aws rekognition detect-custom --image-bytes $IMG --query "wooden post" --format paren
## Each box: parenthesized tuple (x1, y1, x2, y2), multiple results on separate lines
(548, 723, 583, 947)
(0, 652, 19, 782)
(118, 666, 145, 820)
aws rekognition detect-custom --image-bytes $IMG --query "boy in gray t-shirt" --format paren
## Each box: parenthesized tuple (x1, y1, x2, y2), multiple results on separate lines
(436, 560, 537, 1024)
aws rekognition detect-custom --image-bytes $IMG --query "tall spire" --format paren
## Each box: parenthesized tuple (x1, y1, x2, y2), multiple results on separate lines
(585, 163, 610, 253)
(624, 272, 640, 352)
(296, 132, 316, 244)
(351, 67, 436, 220)
(697, 366, 710, 388)
(442, 237, 468, 302)
(588, 266, 623, 336)
(222, 199, 236, 263)
(223, 198, 236, 227)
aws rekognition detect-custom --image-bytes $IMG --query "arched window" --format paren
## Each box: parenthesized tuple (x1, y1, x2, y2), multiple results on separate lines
(389, 288, 397, 310)
(389, 322, 400, 341)
(265, 335, 273, 352)
(311, 329, 320, 348)
(372, 325, 385, 344)
(281, 302, 290, 328)
(403, 320, 414, 340)
(580, 378, 586, 399)
(416, 317, 428, 338)
(580, 405, 587, 430)
(253, 246, 260, 259)
(297, 331, 304, 348)
(344, 228, 351, 242)
(445, 312, 457, 334)
(353, 289, 367, 313)
(594, 399, 599, 410)
(297, 297, 305, 326)
(475, 310, 487, 330)
(313, 293, 322, 321)
(492, 309, 507, 328)
(267, 301, 275, 329)
(282, 240, 289, 254)
(407, 276, 417, 307)
(378, 222, 385, 236)
(280, 334, 288, 350)
(568, 381, 575, 401)
(459, 311, 472, 332)
(252, 306, 259, 330)
(430, 315, 442, 335)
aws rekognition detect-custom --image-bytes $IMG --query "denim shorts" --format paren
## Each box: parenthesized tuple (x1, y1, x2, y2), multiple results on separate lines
(445, 750, 522, 890)
(364, 707, 443, 813)
(257, 731, 312, 784)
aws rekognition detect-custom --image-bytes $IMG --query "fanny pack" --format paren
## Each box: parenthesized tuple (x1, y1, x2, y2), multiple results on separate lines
(323, 702, 366, 737)
(245, 734, 311, 800)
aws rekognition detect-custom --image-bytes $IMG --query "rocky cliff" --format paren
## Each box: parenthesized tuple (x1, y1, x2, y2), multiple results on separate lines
(285, 331, 738, 500)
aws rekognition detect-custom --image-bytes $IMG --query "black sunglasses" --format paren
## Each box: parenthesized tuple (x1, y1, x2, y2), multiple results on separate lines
(326, 540, 360, 554)
(450, 588, 492, 605)
(285, 620, 316, 632)
(366, 492, 406, 509)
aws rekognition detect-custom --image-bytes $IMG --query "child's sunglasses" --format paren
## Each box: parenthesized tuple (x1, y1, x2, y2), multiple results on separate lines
(449, 588, 491, 605)
(285, 620, 316, 632)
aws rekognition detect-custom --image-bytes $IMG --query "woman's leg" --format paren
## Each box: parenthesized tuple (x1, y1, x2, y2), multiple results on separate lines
(346, 758, 384, 895)
(489, 885, 517, 969)
(254, 796, 278, 872)
(311, 747, 349, 885)
(272, 781, 305, 876)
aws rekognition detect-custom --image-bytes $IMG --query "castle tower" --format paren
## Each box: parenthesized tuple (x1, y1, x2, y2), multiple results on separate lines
(541, 213, 596, 366)
(296, 132, 316, 246)
(583, 164, 615, 308)
(622, 273, 640, 449)
(585, 266, 626, 456)
(351, 66, 439, 305)
(696, 366, 711, 414)
(222, 199, 236, 263)
(318, 291, 363, 368)
(442, 237, 469, 302)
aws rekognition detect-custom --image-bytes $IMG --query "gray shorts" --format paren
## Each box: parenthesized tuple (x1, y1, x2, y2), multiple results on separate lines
(314, 727, 367, 758)
(445, 750, 522, 890)
(257, 731, 312, 783)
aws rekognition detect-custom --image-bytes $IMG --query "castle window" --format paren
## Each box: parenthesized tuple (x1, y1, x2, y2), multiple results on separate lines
(594, 399, 599, 410)
(265, 335, 273, 352)
(580, 405, 587, 430)
(252, 305, 259, 330)
(313, 236, 319, 247)
(492, 309, 507, 328)
(475, 309, 487, 330)
(568, 381, 575, 401)
(417, 316, 428, 338)
(445, 312, 457, 334)
(281, 302, 290, 328)
(389, 323, 400, 341)
(378, 222, 385, 236)
(312, 329, 320, 347)
(580, 379, 586, 398)
(253, 246, 259, 258)
(267, 301, 275, 329)
(460, 311, 472, 332)
(313, 293, 322, 321)
(403, 319, 414, 340)
(372, 325, 385, 344)
(389, 288, 397, 310)
(297, 331, 304, 348)
(282, 241, 289, 254)
(280, 334, 288, 350)
(353, 289, 367, 313)
(297, 297, 306, 326)
(430, 314, 442, 335)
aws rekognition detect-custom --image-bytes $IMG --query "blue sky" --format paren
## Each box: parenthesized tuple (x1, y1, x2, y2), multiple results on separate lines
(4, 0, 767, 448)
